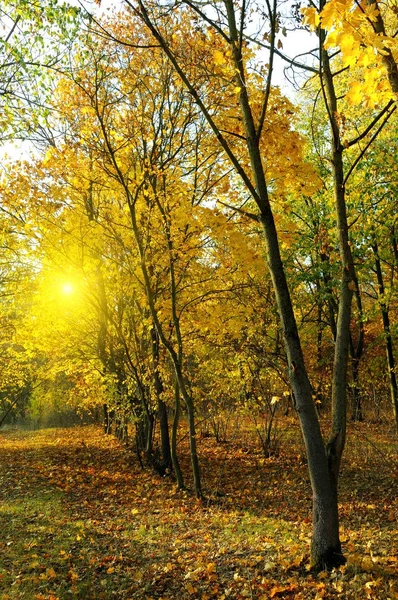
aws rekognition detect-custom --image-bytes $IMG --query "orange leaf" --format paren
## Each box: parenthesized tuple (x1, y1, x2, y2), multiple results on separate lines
(270, 585, 297, 598)
(46, 567, 57, 579)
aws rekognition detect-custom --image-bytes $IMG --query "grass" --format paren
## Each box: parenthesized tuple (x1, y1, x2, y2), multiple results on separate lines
(0, 420, 397, 599)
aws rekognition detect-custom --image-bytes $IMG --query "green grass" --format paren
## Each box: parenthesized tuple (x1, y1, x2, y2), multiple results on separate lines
(1, 491, 81, 598)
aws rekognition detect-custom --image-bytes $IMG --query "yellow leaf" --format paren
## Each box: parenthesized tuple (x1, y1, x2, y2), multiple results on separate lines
(107, 567, 115, 574)
(324, 30, 338, 50)
(213, 50, 226, 65)
(68, 569, 79, 581)
(301, 7, 320, 29)
(340, 34, 360, 66)
(365, 3, 380, 22)
(270, 585, 294, 598)
(346, 82, 362, 105)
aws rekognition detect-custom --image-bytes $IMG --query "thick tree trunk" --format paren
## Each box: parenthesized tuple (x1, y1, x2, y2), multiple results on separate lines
(230, 1, 341, 561)
(311, 483, 343, 569)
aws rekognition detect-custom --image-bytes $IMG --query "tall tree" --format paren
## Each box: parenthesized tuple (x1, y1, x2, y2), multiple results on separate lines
(109, 0, 398, 567)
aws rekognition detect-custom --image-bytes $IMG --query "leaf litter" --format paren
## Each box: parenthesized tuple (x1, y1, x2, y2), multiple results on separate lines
(0, 421, 397, 599)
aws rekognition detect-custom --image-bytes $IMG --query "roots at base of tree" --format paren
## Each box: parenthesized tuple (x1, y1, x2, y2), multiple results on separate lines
(145, 452, 172, 477)
(310, 544, 346, 571)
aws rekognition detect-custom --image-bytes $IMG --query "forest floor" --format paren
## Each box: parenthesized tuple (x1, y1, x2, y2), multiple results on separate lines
(0, 418, 397, 599)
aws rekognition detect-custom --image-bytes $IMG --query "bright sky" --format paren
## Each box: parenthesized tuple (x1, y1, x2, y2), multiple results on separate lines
(273, 30, 318, 95)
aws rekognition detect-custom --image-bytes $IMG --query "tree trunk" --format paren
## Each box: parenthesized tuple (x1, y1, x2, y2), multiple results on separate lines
(103, 403, 112, 434)
(372, 238, 398, 432)
(367, 0, 398, 94)
(228, 0, 344, 562)
(172, 379, 185, 489)
(350, 357, 363, 421)
(151, 326, 172, 469)
(175, 366, 202, 498)
(145, 407, 154, 457)
(158, 399, 172, 469)
(311, 482, 343, 568)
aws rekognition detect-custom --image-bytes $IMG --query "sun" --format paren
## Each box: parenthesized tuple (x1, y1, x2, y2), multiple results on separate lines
(61, 282, 74, 295)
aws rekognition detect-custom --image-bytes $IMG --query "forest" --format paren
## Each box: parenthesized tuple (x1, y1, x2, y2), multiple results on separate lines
(0, 0, 397, 598)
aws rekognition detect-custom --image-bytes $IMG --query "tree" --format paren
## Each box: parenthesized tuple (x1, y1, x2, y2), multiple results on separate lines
(111, 0, 342, 568)
(0, 0, 395, 570)
(0, 0, 81, 143)
(102, 0, 398, 567)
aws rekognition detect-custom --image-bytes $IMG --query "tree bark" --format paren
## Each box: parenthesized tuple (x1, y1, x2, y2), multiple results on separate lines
(151, 327, 172, 470)
(367, 0, 398, 94)
(371, 237, 398, 432)
(350, 357, 363, 421)
(320, 31, 353, 555)
(172, 379, 185, 489)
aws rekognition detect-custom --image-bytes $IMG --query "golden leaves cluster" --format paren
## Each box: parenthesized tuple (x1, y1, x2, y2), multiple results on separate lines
(302, 0, 397, 107)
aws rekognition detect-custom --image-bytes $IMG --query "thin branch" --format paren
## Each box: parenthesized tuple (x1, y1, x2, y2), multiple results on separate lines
(345, 99, 394, 148)
(217, 199, 259, 221)
(247, 36, 319, 74)
(182, 0, 231, 43)
(344, 105, 396, 186)
(4, 14, 21, 44)
(256, 0, 276, 141)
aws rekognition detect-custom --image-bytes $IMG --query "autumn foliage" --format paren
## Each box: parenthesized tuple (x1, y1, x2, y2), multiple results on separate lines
(0, 0, 398, 592)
